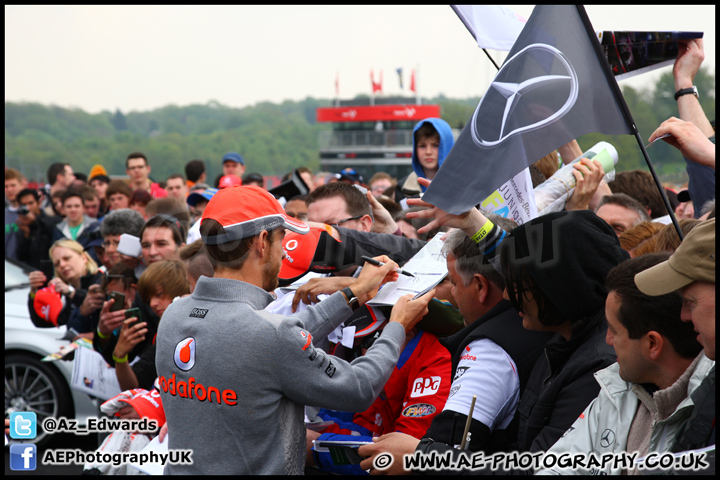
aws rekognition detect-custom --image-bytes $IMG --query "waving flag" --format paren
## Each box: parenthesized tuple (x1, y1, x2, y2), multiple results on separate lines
(451, 5, 527, 51)
(409, 69, 416, 93)
(424, 5, 635, 215)
(396, 67, 404, 90)
(371, 69, 383, 93)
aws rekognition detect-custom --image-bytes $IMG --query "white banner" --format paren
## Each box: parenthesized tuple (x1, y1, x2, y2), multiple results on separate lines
(479, 168, 538, 226)
(451, 5, 527, 51)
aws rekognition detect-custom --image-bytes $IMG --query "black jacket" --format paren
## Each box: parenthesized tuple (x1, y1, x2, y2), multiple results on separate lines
(671, 365, 716, 452)
(14, 211, 62, 270)
(515, 310, 617, 453)
(28, 271, 103, 329)
(338, 227, 426, 267)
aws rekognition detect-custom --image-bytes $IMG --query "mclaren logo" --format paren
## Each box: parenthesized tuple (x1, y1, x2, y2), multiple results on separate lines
(174, 337, 196, 371)
(471, 43, 578, 148)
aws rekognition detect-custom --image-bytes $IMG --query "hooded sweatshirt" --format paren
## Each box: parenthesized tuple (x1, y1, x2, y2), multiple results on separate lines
(498, 210, 630, 464)
(398, 118, 455, 198)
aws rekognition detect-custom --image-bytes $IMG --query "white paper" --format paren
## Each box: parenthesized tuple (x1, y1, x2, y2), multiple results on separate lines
(481, 168, 538, 226)
(276, 271, 329, 294)
(71, 347, 122, 400)
(367, 234, 448, 307)
(128, 433, 167, 475)
(340, 326, 356, 349)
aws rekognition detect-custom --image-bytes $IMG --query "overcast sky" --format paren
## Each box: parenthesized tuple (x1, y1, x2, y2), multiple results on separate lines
(5, 5, 715, 114)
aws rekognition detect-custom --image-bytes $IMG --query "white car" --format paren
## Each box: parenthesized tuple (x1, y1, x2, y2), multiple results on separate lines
(5, 258, 98, 446)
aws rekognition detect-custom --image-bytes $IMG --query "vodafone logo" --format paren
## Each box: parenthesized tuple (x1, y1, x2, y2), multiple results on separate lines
(341, 109, 357, 119)
(174, 337, 196, 371)
(285, 239, 298, 251)
(410, 376, 441, 398)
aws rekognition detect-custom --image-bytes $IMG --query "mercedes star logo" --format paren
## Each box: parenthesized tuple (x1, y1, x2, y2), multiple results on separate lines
(471, 43, 579, 148)
(600, 428, 615, 448)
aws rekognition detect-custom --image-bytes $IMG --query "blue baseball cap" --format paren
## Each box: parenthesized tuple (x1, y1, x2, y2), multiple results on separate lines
(338, 167, 364, 184)
(187, 187, 219, 207)
(222, 152, 244, 165)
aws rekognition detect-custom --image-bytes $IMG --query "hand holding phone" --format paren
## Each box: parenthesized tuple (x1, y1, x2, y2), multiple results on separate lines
(108, 291, 126, 312)
(124, 307, 142, 330)
(39, 259, 54, 284)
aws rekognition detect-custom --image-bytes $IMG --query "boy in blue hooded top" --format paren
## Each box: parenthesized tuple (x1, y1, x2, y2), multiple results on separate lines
(396, 118, 455, 201)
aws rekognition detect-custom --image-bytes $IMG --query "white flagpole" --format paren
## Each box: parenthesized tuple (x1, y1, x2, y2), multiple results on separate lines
(415, 65, 420, 105)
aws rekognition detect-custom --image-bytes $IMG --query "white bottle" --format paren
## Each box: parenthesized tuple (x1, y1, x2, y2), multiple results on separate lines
(534, 141, 618, 214)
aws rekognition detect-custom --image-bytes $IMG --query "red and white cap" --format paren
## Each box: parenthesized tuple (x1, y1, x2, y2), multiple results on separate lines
(33, 284, 66, 327)
(218, 174, 243, 189)
(279, 225, 345, 284)
(201, 185, 309, 244)
(117, 389, 166, 426)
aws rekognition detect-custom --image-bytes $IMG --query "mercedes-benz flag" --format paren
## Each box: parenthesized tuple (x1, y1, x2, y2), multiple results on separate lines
(424, 5, 635, 214)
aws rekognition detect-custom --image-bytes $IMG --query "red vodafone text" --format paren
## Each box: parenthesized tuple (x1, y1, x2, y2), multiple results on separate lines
(158, 374, 237, 406)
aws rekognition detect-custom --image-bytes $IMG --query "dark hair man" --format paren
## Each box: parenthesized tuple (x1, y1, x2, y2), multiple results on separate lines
(306, 182, 373, 232)
(12, 188, 62, 270)
(51, 189, 101, 249)
(608, 170, 669, 219)
(155, 184, 434, 474)
(139, 214, 186, 266)
(538, 253, 710, 475)
(185, 159, 207, 188)
(165, 173, 188, 201)
(125, 152, 167, 199)
(42, 163, 75, 215)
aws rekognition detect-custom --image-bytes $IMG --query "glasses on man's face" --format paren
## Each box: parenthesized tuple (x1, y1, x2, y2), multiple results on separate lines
(330, 215, 363, 228)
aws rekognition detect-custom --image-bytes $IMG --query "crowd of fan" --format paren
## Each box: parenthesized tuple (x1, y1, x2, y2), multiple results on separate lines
(3, 38, 715, 475)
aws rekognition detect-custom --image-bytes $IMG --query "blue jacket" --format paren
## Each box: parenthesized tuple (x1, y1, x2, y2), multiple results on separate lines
(411, 117, 455, 192)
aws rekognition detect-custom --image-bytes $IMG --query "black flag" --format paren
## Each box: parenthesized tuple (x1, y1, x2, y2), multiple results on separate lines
(424, 5, 635, 214)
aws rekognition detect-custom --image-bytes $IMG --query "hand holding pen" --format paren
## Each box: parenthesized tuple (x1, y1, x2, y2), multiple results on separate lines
(361, 255, 416, 278)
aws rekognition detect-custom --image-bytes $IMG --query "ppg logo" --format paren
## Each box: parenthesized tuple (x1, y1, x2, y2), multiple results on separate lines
(410, 376, 441, 398)
(174, 337, 196, 371)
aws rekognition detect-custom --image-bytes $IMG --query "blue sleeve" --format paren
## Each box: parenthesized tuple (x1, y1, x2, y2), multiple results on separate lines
(67, 308, 98, 334)
(312, 432, 372, 476)
(686, 135, 716, 218)
(317, 409, 367, 431)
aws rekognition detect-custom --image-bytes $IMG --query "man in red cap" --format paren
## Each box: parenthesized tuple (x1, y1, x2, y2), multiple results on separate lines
(154, 185, 435, 475)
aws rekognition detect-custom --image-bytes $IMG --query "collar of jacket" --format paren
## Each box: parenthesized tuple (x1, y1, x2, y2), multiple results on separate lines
(192, 276, 275, 310)
(543, 309, 607, 379)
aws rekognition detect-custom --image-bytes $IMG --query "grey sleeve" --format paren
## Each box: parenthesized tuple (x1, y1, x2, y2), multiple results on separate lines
(275, 319, 407, 412)
(291, 291, 353, 340)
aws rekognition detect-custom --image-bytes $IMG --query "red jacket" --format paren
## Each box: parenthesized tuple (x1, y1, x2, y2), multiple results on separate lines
(322, 330, 452, 439)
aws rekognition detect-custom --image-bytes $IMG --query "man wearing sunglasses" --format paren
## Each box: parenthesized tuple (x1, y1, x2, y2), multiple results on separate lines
(306, 182, 373, 232)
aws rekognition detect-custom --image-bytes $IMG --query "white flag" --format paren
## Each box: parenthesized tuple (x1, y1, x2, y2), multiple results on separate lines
(451, 5, 527, 51)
